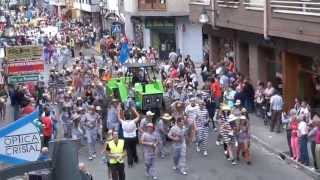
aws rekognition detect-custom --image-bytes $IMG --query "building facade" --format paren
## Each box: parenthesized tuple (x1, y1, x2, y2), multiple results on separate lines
(121, 0, 203, 62)
(73, 0, 100, 27)
(190, 0, 320, 111)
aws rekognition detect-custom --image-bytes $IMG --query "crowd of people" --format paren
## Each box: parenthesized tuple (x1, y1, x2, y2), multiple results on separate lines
(1, 7, 320, 179)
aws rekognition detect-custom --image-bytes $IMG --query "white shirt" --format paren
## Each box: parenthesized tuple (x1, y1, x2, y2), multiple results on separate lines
(120, 119, 137, 138)
(298, 121, 307, 136)
(270, 94, 283, 111)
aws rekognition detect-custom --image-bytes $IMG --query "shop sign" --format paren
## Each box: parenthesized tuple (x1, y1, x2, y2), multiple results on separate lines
(0, 111, 41, 165)
(8, 74, 40, 84)
(145, 18, 175, 29)
(5, 46, 42, 61)
(6, 60, 44, 75)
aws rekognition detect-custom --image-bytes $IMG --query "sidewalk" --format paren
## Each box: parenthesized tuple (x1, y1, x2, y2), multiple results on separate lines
(250, 114, 320, 179)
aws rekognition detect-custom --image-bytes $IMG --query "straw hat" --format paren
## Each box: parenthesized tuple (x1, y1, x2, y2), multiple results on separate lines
(161, 113, 173, 121)
(221, 104, 231, 111)
(146, 111, 155, 116)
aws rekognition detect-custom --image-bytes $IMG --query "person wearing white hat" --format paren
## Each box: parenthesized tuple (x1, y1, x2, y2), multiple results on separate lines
(156, 113, 173, 158)
(140, 123, 159, 179)
(83, 105, 100, 160)
(61, 105, 73, 138)
(139, 111, 155, 136)
(195, 101, 210, 156)
(168, 118, 188, 175)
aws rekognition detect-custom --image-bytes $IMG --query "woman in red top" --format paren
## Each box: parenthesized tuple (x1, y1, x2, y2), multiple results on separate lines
(290, 117, 299, 161)
(42, 111, 53, 148)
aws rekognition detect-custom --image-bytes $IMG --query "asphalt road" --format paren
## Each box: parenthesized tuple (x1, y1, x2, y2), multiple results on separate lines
(78, 132, 312, 180)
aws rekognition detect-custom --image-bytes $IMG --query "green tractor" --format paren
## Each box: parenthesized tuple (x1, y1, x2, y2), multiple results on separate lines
(106, 63, 164, 112)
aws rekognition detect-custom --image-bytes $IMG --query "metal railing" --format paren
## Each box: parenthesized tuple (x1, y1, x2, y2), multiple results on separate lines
(217, 0, 240, 8)
(271, 0, 320, 16)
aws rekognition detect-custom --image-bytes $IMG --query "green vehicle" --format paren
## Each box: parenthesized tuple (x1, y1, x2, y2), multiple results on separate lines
(106, 63, 164, 111)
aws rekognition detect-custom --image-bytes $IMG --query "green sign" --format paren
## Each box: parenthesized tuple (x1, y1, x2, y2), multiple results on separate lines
(8, 74, 40, 84)
(145, 18, 175, 29)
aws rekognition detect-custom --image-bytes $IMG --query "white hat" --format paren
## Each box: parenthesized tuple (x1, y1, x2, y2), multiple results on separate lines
(235, 99, 241, 106)
(146, 111, 155, 116)
(96, 106, 102, 111)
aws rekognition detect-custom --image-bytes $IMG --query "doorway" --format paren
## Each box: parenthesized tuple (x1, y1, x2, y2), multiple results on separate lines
(151, 29, 176, 60)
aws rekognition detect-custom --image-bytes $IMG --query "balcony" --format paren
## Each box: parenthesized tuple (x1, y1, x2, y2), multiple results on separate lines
(189, 0, 320, 44)
(215, 0, 264, 34)
(271, 0, 320, 17)
(138, 0, 167, 11)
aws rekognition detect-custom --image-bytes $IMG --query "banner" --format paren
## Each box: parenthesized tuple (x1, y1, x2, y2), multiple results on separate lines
(5, 46, 42, 61)
(6, 60, 44, 75)
(0, 111, 41, 165)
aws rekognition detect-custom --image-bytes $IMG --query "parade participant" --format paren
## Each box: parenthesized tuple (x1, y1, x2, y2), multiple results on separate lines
(168, 118, 188, 175)
(70, 112, 82, 139)
(232, 100, 246, 117)
(61, 106, 73, 138)
(171, 101, 185, 121)
(140, 111, 155, 135)
(140, 123, 159, 179)
(236, 116, 251, 164)
(219, 108, 237, 165)
(106, 131, 127, 180)
(84, 105, 100, 160)
(195, 101, 210, 156)
(184, 98, 198, 143)
(156, 113, 172, 158)
(117, 105, 140, 167)
(107, 99, 120, 132)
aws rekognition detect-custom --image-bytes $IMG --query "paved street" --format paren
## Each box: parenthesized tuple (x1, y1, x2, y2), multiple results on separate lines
(78, 132, 312, 180)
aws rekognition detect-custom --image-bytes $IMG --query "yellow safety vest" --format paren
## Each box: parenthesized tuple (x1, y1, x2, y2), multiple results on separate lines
(108, 139, 125, 164)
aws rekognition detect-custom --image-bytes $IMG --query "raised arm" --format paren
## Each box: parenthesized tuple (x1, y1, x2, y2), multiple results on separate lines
(132, 107, 140, 123)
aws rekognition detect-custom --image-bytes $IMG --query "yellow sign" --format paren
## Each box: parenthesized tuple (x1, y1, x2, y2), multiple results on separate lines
(5, 46, 42, 61)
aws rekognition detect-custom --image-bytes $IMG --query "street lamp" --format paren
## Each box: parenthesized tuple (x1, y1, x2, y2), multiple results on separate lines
(199, 9, 209, 24)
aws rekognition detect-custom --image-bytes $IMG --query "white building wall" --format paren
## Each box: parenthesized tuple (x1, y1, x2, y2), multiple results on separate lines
(144, 28, 151, 49)
(123, 0, 137, 12)
(176, 17, 203, 62)
(107, 0, 119, 11)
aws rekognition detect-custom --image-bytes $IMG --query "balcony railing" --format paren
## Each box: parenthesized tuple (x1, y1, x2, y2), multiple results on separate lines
(243, 0, 264, 11)
(271, 0, 320, 16)
(217, 0, 240, 8)
(138, 0, 167, 11)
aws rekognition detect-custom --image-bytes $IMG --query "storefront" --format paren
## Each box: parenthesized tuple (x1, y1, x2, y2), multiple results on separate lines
(145, 17, 176, 60)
